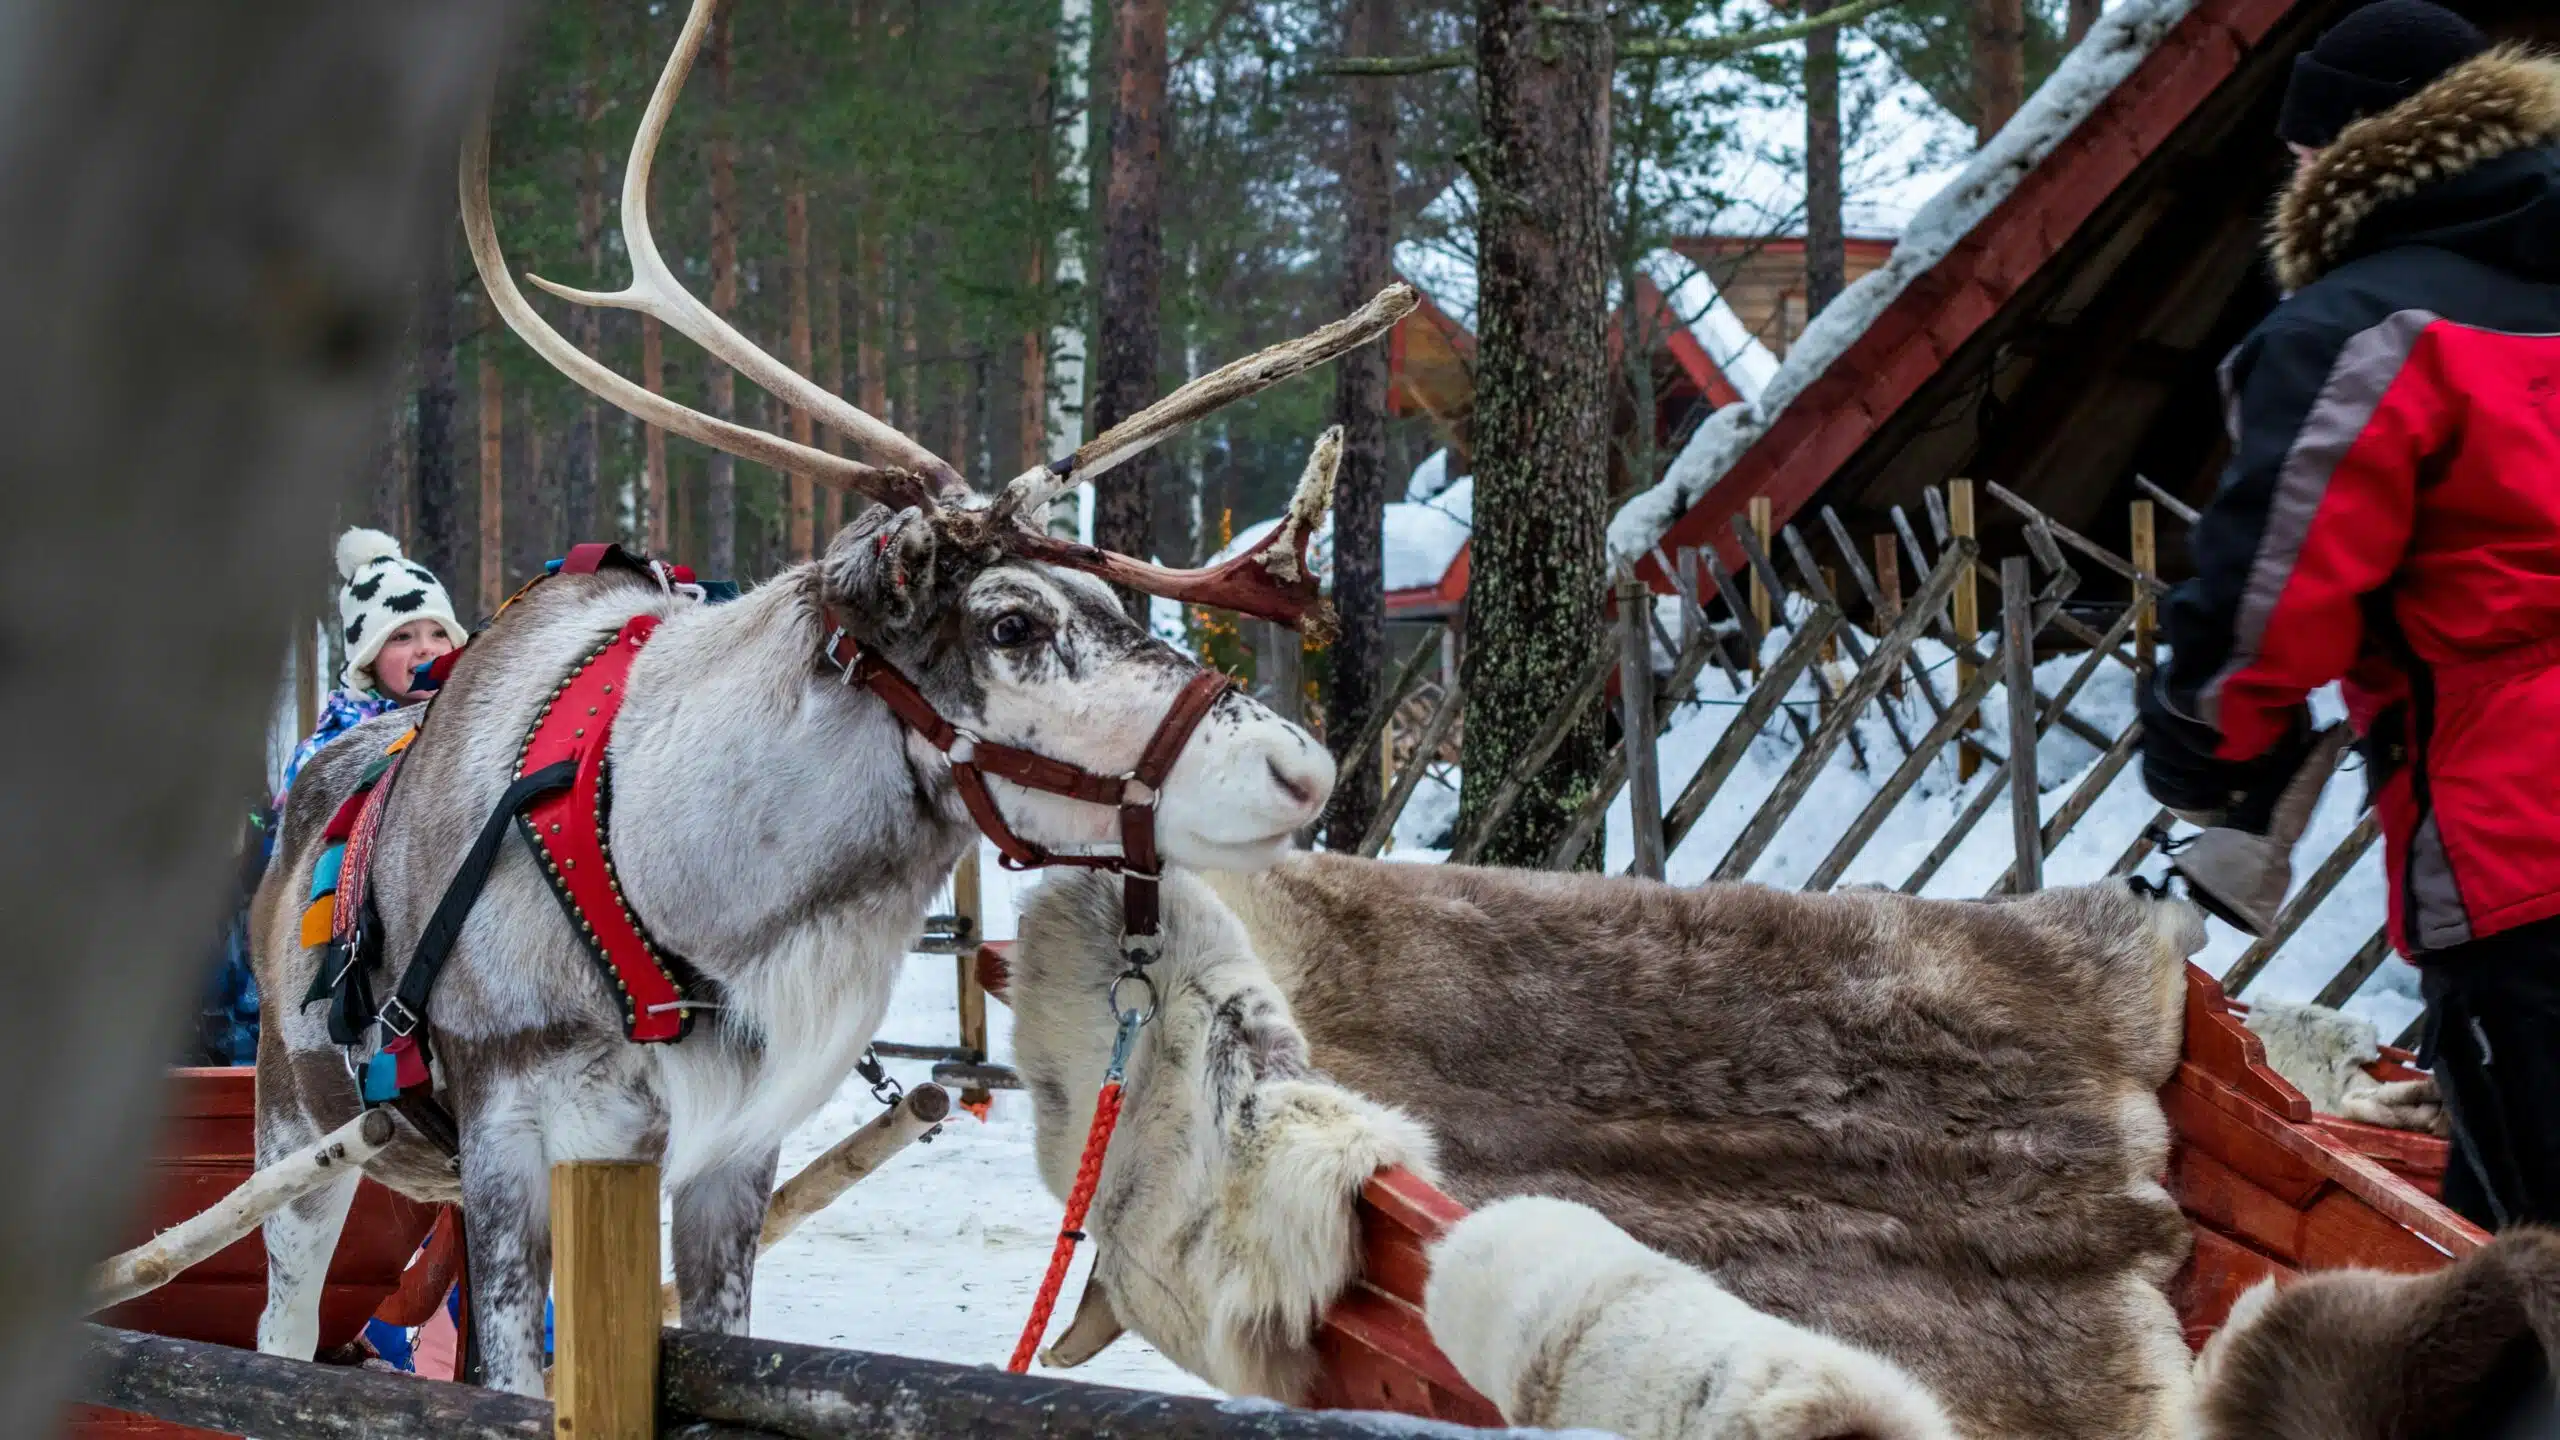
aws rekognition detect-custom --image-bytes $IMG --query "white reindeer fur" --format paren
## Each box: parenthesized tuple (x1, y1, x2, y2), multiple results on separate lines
(1426, 1197, 1959, 1440)
(1011, 867, 1436, 1400)
(2242, 998, 2443, 1133)
(255, 517, 1333, 1396)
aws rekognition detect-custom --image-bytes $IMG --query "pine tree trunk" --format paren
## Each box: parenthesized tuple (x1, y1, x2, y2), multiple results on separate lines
(860, 229, 889, 466)
(785, 184, 816, 561)
(1973, 0, 2024, 142)
(641, 314, 669, 556)
(2065, 0, 2100, 46)
(568, 25, 604, 543)
(476, 329, 503, 616)
(413, 230, 463, 586)
(818, 246, 845, 538)
(1454, 0, 1613, 867)
(1805, 13, 1846, 316)
(1323, 0, 1398, 851)
(703, 8, 739, 580)
(1091, 0, 1167, 619)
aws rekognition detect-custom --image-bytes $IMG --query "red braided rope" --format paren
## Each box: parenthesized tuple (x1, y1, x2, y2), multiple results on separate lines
(1008, 1078, 1127, 1373)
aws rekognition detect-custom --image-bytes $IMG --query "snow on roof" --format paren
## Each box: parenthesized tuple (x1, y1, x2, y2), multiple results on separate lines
(1211, 481, 1473, 597)
(1641, 250, 1781, 408)
(1606, 0, 2201, 567)
(1407, 447, 1455, 503)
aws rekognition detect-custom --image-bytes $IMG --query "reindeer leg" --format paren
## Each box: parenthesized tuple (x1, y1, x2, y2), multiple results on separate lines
(254, 1167, 359, 1360)
(458, 1115, 552, 1397)
(671, 1146, 780, 1334)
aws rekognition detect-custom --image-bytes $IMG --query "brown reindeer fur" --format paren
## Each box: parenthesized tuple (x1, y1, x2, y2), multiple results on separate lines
(1182, 855, 2205, 1440)
(2193, 1228, 2560, 1439)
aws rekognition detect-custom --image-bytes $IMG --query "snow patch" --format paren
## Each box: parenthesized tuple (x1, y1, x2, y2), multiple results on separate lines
(1212, 494, 1471, 596)
(1641, 250, 1781, 407)
(1607, 0, 2203, 567)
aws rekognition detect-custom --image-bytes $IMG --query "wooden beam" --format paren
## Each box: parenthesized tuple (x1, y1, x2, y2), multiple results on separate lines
(2131, 499, 2158, 681)
(952, 848, 989, 1105)
(552, 1162, 659, 1440)
(1617, 578, 1665, 879)
(1358, 676, 1464, 857)
(1948, 483, 1979, 779)
(2313, 927, 2395, 1010)
(660, 1327, 1509, 1440)
(73, 1325, 551, 1440)
(2002, 557, 2043, 893)
(1747, 494, 1774, 659)
(2222, 813, 2381, 997)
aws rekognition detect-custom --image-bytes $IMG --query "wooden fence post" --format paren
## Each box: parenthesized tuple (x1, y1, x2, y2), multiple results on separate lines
(2001, 556, 2043, 893)
(552, 1161, 659, 1440)
(2131, 499, 2157, 683)
(1618, 578, 1665, 879)
(1748, 495, 1774, 675)
(952, 847, 990, 1107)
(1949, 482, 1980, 779)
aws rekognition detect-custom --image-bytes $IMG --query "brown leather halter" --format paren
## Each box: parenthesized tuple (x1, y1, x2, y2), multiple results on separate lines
(821, 617, 1233, 966)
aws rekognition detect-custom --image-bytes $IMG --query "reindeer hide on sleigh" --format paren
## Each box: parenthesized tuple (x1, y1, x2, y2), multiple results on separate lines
(1011, 855, 2208, 1439)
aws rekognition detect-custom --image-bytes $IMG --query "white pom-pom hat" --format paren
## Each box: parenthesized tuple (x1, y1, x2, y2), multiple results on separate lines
(334, 528, 469, 692)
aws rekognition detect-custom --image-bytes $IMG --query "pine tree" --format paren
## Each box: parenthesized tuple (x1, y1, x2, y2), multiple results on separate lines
(1092, 0, 1169, 619)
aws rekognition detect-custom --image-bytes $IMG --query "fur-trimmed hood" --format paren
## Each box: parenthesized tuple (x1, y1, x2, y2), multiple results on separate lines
(2271, 46, 2560, 293)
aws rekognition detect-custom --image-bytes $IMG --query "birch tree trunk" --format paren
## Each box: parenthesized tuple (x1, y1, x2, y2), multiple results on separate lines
(414, 227, 463, 585)
(1049, 0, 1095, 540)
(1454, 0, 1613, 867)
(1092, 0, 1169, 619)
(1323, 0, 1399, 851)
(703, 8, 740, 581)
(1805, 11, 1846, 316)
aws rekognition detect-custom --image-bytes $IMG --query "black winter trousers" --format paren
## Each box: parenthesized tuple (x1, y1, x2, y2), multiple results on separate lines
(2419, 911, 2560, 1232)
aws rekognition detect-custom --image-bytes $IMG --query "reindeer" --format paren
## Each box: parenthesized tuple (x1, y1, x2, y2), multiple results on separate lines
(249, 0, 1406, 1396)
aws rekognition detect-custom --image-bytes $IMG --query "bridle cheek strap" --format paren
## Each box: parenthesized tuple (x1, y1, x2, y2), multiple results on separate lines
(824, 624, 1232, 941)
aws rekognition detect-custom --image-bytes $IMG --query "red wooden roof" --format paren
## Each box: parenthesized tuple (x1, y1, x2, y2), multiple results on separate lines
(1634, 0, 2305, 590)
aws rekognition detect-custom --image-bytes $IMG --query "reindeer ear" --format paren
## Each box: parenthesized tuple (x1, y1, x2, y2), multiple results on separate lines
(823, 504, 939, 631)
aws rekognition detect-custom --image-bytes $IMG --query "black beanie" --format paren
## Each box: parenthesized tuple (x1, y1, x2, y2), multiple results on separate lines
(2277, 0, 2489, 148)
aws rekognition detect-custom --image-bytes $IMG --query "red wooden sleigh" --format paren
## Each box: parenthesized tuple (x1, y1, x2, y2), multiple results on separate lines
(976, 945, 2483, 1424)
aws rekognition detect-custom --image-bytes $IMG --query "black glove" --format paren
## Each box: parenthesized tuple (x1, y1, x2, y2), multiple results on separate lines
(2139, 679, 2313, 835)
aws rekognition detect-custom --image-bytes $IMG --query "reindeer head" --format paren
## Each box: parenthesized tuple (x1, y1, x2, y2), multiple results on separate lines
(460, 0, 1403, 870)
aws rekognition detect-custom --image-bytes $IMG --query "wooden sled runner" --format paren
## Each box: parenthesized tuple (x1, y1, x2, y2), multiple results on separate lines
(975, 943, 2485, 1426)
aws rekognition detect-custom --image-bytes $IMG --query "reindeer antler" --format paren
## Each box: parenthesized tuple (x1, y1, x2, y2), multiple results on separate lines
(460, 115, 940, 515)
(1015, 427, 1346, 637)
(520, 0, 968, 499)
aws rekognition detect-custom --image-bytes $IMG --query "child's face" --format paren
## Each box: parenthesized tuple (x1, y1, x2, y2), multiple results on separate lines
(371, 620, 456, 702)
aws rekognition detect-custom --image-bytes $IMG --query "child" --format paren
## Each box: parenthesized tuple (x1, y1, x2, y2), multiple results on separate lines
(277, 528, 470, 802)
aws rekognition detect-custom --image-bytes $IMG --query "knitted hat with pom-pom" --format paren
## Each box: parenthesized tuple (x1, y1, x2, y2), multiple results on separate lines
(334, 528, 468, 691)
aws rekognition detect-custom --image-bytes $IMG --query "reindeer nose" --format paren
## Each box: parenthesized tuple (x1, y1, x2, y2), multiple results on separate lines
(1262, 732, 1333, 817)
(1267, 755, 1316, 810)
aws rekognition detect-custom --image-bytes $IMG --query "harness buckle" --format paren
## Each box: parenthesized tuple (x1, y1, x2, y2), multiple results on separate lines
(378, 996, 422, 1039)
(1119, 773, 1158, 808)
(950, 729, 980, 765)
(1119, 930, 1163, 960)
(825, 626, 858, 684)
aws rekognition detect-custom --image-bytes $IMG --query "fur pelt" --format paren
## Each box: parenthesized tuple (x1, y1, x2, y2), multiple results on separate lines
(2271, 47, 2560, 292)
(1009, 869, 1436, 1401)
(2192, 1227, 2560, 1439)
(2242, 997, 2444, 1133)
(1171, 857, 2206, 1440)
(1425, 1195, 1958, 1440)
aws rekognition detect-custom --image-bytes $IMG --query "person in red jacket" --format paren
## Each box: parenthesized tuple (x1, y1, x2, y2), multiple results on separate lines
(2141, 1, 2560, 1231)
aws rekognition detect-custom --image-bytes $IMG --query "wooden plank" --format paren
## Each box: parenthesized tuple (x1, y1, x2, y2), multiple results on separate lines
(1784, 526, 1916, 758)
(2132, 499, 2159, 681)
(1809, 642, 2007, 892)
(2109, 805, 2177, 876)
(2137, 472, 2201, 525)
(1986, 480, 2167, 596)
(1823, 504, 1946, 721)
(1711, 544, 1973, 882)
(1617, 580, 1666, 879)
(1330, 630, 1443, 824)
(1747, 494, 1774, 658)
(1546, 613, 1724, 874)
(1646, 609, 1841, 866)
(953, 848, 987, 1100)
(1735, 517, 1863, 771)
(1358, 678, 1465, 858)
(2312, 927, 2395, 1010)
(1987, 720, 2142, 896)
(1949, 483, 1980, 780)
(1698, 547, 1814, 746)
(552, 1162, 658, 1440)
(2001, 558, 2043, 892)
(2223, 813, 2381, 997)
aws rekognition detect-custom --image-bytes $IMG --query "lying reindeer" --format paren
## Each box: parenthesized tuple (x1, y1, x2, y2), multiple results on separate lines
(250, 0, 1401, 1395)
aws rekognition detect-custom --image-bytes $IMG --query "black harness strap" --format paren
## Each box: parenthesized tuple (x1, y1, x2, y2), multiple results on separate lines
(382, 760, 579, 1044)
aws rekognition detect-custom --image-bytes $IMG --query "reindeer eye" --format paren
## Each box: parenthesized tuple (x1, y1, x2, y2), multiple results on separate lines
(986, 613, 1046, 650)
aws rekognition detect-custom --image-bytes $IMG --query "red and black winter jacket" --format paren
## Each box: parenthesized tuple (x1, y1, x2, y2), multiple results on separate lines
(2154, 48, 2560, 956)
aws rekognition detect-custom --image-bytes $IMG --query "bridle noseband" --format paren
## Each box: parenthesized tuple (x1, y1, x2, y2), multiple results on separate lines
(820, 617, 1233, 982)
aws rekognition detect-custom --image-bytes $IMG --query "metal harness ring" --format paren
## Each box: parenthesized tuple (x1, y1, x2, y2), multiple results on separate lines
(1107, 969, 1158, 1029)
